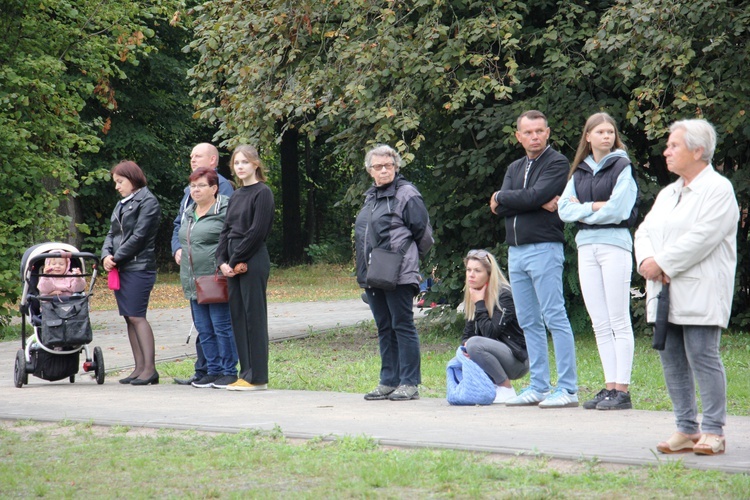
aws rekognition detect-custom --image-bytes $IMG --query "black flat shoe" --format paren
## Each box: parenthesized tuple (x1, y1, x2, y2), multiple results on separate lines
(118, 376, 136, 384)
(130, 372, 159, 386)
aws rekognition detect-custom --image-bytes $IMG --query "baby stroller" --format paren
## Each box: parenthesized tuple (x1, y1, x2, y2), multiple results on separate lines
(14, 242, 105, 387)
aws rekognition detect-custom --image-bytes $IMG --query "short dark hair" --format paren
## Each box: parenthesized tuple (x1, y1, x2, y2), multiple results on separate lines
(517, 110, 548, 129)
(189, 167, 219, 187)
(111, 161, 147, 189)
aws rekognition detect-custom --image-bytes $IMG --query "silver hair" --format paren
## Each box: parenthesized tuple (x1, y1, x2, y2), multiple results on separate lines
(364, 144, 401, 171)
(670, 119, 716, 163)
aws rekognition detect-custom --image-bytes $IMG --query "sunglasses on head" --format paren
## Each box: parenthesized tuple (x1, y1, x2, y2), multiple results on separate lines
(466, 249, 490, 261)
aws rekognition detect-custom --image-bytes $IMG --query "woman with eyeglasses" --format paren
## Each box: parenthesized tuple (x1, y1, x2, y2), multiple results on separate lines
(558, 112, 638, 411)
(462, 249, 529, 403)
(354, 144, 434, 401)
(178, 167, 238, 389)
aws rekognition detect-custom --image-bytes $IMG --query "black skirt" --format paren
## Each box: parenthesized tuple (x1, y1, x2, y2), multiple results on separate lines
(114, 270, 156, 317)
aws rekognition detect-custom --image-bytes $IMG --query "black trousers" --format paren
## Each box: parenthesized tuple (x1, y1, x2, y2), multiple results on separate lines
(227, 244, 270, 384)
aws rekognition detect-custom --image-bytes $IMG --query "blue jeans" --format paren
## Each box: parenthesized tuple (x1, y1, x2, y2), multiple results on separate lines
(508, 242, 577, 393)
(660, 324, 726, 435)
(190, 299, 238, 377)
(366, 285, 421, 386)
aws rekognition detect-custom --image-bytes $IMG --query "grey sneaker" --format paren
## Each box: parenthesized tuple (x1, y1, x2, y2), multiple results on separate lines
(538, 387, 579, 408)
(583, 388, 613, 410)
(388, 385, 419, 401)
(192, 374, 220, 388)
(504, 386, 550, 406)
(364, 384, 396, 401)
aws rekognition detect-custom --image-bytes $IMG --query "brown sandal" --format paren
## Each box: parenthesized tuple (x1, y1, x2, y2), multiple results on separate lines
(656, 432, 700, 454)
(693, 433, 726, 456)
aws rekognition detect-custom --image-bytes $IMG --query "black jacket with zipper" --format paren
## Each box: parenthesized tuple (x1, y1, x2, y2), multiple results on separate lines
(101, 187, 161, 272)
(461, 285, 528, 362)
(493, 146, 569, 246)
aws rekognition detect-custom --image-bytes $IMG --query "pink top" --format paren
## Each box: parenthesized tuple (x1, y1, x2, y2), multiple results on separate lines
(38, 270, 85, 295)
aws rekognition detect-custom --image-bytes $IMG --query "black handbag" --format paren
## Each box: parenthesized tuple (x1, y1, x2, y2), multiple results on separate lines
(652, 282, 670, 350)
(366, 247, 405, 290)
(40, 297, 93, 347)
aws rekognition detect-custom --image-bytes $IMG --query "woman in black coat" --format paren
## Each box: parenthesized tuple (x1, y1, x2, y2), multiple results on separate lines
(101, 161, 161, 385)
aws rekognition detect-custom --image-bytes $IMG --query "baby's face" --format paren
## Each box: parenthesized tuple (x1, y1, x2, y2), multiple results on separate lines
(45, 258, 67, 275)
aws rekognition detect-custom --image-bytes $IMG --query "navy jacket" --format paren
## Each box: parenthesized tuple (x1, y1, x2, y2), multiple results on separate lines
(494, 146, 569, 246)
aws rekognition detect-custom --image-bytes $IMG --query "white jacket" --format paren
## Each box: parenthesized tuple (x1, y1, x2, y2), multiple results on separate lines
(634, 165, 738, 327)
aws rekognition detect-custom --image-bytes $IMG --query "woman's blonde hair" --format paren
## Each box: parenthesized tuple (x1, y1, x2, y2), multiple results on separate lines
(463, 250, 509, 320)
(570, 112, 626, 178)
(230, 145, 267, 183)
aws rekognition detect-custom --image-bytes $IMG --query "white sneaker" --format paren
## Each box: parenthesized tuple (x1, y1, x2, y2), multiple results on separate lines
(493, 385, 517, 404)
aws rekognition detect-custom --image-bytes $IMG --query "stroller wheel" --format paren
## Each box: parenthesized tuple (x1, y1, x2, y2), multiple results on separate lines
(69, 374, 75, 383)
(93, 346, 105, 385)
(14, 349, 27, 388)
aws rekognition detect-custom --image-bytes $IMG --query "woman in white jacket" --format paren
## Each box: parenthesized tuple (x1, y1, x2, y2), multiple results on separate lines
(634, 119, 738, 456)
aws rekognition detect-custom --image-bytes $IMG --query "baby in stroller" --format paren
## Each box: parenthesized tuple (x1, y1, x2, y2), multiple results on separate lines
(38, 256, 85, 297)
(14, 243, 105, 387)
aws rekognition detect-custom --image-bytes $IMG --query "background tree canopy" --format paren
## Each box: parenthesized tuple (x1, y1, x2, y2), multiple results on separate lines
(3, 0, 749, 333)
(187, 0, 750, 331)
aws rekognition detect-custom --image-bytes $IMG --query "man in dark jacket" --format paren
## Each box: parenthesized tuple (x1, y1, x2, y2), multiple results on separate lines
(489, 110, 578, 408)
(172, 142, 234, 385)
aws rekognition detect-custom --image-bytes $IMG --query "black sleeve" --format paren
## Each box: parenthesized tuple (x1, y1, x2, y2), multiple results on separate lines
(461, 320, 475, 344)
(402, 195, 433, 258)
(496, 155, 568, 215)
(101, 207, 116, 259)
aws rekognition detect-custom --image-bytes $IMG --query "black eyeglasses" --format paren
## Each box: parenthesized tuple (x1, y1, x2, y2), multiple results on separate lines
(466, 249, 490, 261)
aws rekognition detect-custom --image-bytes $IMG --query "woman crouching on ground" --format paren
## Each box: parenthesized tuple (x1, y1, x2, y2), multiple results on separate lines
(461, 249, 529, 403)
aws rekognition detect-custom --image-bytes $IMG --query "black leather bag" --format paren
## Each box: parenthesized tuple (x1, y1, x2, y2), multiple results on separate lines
(40, 297, 93, 347)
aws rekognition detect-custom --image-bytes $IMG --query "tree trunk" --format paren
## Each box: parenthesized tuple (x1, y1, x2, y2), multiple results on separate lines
(280, 127, 303, 264)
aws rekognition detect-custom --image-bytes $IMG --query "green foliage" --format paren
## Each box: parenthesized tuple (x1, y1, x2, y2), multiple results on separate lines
(188, 0, 750, 324)
(0, 0, 181, 323)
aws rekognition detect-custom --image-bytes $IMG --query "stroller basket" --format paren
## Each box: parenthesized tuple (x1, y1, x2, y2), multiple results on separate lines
(40, 296, 93, 348)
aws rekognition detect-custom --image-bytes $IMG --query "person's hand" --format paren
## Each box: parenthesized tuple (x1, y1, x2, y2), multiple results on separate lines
(639, 257, 669, 283)
(219, 263, 235, 278)
(592, 201, 606, 212)
(468, 284, 487, 304)
(541, 195, 560, 212)
(102, 255, 116, 272)
(489, 191, 500, 215)
(174, 249, 182, 265)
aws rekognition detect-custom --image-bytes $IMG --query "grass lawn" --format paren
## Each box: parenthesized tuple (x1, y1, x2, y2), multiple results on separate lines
(1, 421, 748, 498)
(88, 263, 362, 311)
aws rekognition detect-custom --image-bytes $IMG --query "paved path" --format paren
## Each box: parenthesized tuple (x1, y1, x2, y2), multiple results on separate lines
(1, 300, 748, 474)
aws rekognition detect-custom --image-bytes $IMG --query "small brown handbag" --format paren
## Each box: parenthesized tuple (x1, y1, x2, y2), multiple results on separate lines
(187, 217, 228, 304)
(195, 271, 228, 304)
